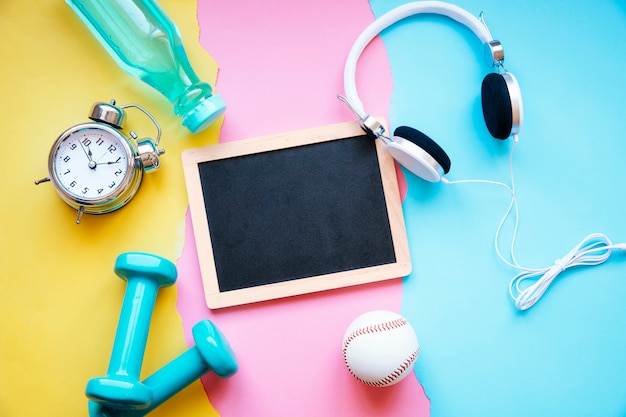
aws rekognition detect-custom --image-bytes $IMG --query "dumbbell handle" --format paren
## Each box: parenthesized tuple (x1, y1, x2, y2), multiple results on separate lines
(109, 278, 159, 377)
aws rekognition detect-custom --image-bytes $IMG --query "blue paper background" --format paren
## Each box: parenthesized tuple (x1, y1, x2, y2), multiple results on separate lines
(366, 0, 626, 415)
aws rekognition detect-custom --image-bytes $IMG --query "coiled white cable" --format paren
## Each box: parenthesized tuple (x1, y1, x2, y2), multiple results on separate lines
(509, 234, 626, 310)
(441, 135, 626, 310)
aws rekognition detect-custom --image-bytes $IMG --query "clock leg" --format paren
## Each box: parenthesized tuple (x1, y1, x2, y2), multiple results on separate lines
(76, 206, 85, 224)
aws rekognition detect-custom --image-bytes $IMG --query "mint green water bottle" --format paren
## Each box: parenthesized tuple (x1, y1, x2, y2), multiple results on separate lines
(66, 0, 225, 134)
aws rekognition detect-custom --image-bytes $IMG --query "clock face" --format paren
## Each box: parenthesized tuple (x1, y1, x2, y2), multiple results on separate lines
(51, 125, 134, 202)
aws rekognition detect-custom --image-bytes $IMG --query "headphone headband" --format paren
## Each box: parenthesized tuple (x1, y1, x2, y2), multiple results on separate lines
(343, 1, 498, 119)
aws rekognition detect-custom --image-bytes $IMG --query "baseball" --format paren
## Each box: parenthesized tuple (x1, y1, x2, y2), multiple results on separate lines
(342, 310, 419, 387)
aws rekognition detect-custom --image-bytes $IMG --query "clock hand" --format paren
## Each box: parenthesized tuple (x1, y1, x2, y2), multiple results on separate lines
(96, 157, 122, 166)
(94, 148, 110, 163)
(87, 147, 97, 169)
(78, 141, 97, 169)
(79, 141, 94, 161)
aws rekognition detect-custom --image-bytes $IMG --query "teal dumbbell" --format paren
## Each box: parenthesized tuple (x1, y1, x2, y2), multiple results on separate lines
(88, 319, 238, 417)
(85, 252, 177, 410)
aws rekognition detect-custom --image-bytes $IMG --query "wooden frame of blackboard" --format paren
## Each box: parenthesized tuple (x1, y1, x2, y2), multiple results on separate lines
(182, 119, 411, 309)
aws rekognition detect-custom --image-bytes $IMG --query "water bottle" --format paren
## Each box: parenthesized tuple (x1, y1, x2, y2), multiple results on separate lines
(66, 0, 226, 134)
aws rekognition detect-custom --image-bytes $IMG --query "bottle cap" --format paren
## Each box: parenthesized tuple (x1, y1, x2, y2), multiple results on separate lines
(182, 94, 227, 134)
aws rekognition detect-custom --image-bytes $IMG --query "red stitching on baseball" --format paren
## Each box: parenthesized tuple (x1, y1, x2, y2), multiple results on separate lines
(342, 317, 418, 386)
(342, 317, 408, 355)
(349, 348, 419, 387)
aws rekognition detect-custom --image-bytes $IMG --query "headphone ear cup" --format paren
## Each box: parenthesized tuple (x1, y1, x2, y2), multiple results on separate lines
(481, 73, 514, 140)
(388, 126, 451, 182)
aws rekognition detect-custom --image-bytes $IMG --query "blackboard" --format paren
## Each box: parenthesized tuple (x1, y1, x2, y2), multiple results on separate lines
(182, 120, 411, 309)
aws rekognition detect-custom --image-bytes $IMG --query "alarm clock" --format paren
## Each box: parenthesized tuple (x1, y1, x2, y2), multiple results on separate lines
(36, 100, 164, 224)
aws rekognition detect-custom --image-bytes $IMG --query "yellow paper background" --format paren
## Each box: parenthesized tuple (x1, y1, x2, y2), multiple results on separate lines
(0, 1, 220, 416)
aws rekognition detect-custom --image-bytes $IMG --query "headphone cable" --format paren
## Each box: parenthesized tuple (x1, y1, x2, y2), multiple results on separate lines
(440, 137, 626, 310)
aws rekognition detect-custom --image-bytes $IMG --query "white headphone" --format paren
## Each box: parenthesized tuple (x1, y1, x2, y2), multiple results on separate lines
(340, 1, 626, 311)
(340, 0, 523, 182)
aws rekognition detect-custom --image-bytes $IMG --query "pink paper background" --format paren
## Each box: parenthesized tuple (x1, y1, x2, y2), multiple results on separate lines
(175, 0, 428, 415)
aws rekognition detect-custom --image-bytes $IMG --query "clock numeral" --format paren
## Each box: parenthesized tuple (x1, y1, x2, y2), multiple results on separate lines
(82, 138, 92, 146)
(63, 155, 71, 163)
(108, 144, 117, 153)
(114, 169, 123, 176)
(70, 180, 77, 188)
(63, 169, 70, 175)
(81, 187, 89, 195)
(96, 137, 105, 146)
(97, 188, 104, 194)
(70, 143, 78, 150)
(108, 181, 116, 189)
